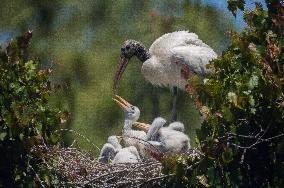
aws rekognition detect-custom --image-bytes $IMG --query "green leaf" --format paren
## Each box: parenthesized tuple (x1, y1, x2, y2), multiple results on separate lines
(0, 132, 7, 141)
(248, 74, 259, 89)
(227, 92, 238, 106)
(222, 148, 234, 163)
(227, 0, 245, 17)
(221, 107, 233, 121)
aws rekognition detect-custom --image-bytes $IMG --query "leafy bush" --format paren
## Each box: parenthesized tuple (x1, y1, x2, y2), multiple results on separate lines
(164, 1, 284, 187)
(0, 31, 67, 187)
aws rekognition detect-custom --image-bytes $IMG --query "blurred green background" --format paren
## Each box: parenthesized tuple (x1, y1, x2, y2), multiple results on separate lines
(0, 0, 236, 155)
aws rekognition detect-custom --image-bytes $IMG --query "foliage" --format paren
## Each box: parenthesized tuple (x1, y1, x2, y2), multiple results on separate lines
(164, 0, 284, 187)
(227, 0, 245, 16)
(0, 31, 67, 187)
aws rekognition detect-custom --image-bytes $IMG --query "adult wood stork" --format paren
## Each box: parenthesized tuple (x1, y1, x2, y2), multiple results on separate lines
(113, 95, 146, 155)
(99, 135, 140, 164)
(113, 31, 217, 121)
(135, 117, 190, 156)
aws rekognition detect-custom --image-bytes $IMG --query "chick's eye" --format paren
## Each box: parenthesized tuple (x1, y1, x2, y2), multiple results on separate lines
(126, 45, 130, 50)
(128, 111, 134, 115)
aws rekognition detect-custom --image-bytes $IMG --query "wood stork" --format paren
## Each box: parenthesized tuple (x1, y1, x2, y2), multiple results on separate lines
(99, 135, 140, 164)
(99, 135, 121, 163)
(113, 146, 140, 164)
(113, 31, 217, 121)
(135, 117, 190, 156)
(113, 95, 146, 156)
(168, 121, 185, 132)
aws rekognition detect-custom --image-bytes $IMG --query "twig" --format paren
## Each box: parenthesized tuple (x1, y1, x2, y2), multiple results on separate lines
(230, 133, 284, 149)
(137, 174, 171, 187)
(186, 160, 202, 170)
(55, 129, 101, 152)
(28, 164, 46, 188)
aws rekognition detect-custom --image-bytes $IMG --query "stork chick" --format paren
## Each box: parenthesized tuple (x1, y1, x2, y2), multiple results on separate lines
(99, 135, 140, 164)
(136, 117, 190, 155)
(113, 95, 146, 156)
(168, 121, 185, 132)
(99, 136, 122, 163)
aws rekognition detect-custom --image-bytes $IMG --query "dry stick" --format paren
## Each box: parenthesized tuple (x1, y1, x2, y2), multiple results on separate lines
(231, 133, 284, 149)
(229, 120, 284, 149)
(55, 128, 101, 152)
(240, 148, 247, 164)
(186, 160, 202, 171)
(124, 161, 160, 178)
(228, 132, 284, 141)
(28, 164, 46, 188)
(122, 135, 163, 156)
(30, 137, 167, 187)
(137, 174, 171, 187)
(69, 139, 77, 147)
(117, 162, 163, 187)
(84, 169, 129, 186)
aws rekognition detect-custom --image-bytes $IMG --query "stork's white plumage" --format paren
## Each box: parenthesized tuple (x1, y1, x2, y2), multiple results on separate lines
(99, 136, 121, 163)
(114, 31, 217, 90)
(99, 135, 140, 164)
(114, 31, 217, 121)
(113, 95, 146, 156)
(141, 117, 190, 156)
(168, 121, 185, 132)
(142, 31, 217, 89)
(112, 146, 140, 164)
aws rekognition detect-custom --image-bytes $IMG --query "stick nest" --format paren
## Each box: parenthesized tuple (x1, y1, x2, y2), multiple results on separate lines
(31, 145, 166, 187)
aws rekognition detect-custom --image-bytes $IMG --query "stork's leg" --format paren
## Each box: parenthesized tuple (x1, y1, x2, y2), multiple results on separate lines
(171, 86, 178, 122)
(151, 87, 160, 119)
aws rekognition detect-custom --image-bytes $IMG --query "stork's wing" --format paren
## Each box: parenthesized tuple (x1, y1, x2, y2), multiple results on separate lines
(146, 141, 164, 153)
(146, 117, 166, 141)
(98, 143, 116, 163)
(168, 122, 185, 132)
(149, 31, 196, 55)
(112, 146, 141, 163)
(170, 44, 217, 77)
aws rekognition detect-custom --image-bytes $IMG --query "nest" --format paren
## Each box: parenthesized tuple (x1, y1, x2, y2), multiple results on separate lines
(31, 145, 167, 187)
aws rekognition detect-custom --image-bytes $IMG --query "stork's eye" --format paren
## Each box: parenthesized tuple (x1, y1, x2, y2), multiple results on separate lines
(131, 106, 135, 110)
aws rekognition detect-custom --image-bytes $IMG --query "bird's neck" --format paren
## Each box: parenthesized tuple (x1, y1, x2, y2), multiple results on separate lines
(133, 42, 151, 62)
(123, 119, 134, 131)
(113, 142, 122, 150)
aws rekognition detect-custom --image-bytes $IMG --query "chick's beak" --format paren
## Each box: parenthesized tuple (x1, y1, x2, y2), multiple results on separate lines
(133, 122, 150, 132)
(112, 95, 131, 110)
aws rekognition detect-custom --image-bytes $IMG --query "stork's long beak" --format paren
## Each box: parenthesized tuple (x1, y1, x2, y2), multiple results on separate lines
(112, 95, 131, 110)
(133, 122, 150, 132)
(113, 55, 129, 93)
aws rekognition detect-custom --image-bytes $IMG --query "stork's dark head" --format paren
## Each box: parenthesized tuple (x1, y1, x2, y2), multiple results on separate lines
(113, 40, 150, 92)
(121, 40, 137, 59)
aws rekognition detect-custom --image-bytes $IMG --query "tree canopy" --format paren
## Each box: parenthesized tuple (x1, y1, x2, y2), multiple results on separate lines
(163, 0, 284, 187)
